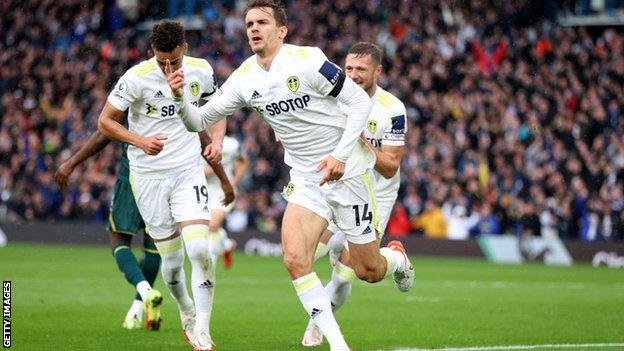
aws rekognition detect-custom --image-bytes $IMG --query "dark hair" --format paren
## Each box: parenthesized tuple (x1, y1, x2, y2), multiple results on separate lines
(244, 0, 287, 27)
(348, 42, 383, 66)
(150, 20, 185, 52)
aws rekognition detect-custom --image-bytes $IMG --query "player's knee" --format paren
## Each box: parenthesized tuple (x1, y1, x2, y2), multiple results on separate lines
(283, 251, 310, 276)
(160, 256, 183, 281)
(110, 232, 132, 247)
(353, 262, 383, 283)
(160, 252, 183, 270)
(186, 240, 210, 263)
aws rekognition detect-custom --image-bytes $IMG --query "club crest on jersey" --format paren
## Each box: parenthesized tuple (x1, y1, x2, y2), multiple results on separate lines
(189, 81, 201, 96)
(283, 182, 295, 197)
(367, 120, 378, 133)
(286, 76, 300, 92)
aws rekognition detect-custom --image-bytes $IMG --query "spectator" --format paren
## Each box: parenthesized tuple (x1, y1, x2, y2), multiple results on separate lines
(472, 204, 502, 236)
(412, 200, 447, 239)
(1, 0, 623, 242)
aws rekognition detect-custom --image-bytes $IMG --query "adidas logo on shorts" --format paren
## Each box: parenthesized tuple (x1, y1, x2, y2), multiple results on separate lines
(362, 225, 372, 235)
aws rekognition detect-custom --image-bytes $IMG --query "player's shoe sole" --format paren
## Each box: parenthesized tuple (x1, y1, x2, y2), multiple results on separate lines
(387, 240, 415, 292)
(144, 289, 163, 330)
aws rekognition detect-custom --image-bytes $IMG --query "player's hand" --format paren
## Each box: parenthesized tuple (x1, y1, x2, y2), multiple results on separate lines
(140, 135, 168, 155)
(221, 180, 235, 206)
(165, 59, 184, 98)
(203, 141, 223, 164)
(316, 155, 345, 186)
(54, 161, 75, 188)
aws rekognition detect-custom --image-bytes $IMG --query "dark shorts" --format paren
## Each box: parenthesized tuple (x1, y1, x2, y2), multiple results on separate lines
(106, 177, 146, 235)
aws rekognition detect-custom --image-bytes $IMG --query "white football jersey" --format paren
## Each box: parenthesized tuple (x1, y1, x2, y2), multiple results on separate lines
(364, 86, 407, 201)
(196, 44, 375, 181)
(108, 56, 218, 178)
(204, 135, 241, 187)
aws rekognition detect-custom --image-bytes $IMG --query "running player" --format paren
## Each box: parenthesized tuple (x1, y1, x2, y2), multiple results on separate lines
(165, 2, 414, 350)
(204, 135, 250, 269)
(302, 41, 409, 347)
(97, 20, 222, 351)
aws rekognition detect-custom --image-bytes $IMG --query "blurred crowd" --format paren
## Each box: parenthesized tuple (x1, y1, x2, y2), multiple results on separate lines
(1, 0, 623, 242)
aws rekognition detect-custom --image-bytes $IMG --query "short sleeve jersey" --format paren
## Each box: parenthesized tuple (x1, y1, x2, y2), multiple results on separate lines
(363, 86, 407, 201)
(200, 44, 375, 181)
(107, 56, 218, 178)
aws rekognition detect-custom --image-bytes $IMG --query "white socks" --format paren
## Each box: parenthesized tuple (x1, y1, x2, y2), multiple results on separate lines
(380, 247, 407, 277)
(326, 261, 356, 311)
(182, 224, 215, 336)
(314, 242, 329, 261)
(155, 236, 194, 313)
(136, 281, 151, 302)
(293, 272, 349, 350)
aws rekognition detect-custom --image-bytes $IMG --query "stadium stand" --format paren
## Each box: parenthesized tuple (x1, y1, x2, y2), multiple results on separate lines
(1, 0, 623, 242)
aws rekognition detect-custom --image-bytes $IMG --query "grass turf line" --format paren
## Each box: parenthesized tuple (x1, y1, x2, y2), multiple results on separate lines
(1, 243, 622, 350)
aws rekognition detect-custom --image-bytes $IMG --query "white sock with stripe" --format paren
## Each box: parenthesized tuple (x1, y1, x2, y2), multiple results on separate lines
(326, 261, 356, 311)
(314, 242, 329, 261)
(293, 272, 349, 350)
(155, 236, 194, 313)
(380, 247, 406, 276)
(182, 224, 215, 336)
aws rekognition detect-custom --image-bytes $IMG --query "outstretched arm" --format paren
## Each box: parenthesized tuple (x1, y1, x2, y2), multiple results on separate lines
(165, 59, 243, 132)
(55, 131, 111, 188)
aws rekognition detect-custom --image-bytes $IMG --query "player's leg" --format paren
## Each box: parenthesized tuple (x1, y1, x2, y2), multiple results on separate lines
(220, 226, 236, 269)
(130, 173, 194, 340)
(179, 219, 214, 350)
(108, 176, 162, 329)
(138, 233, 163, 329)
(137, 233, 161, 302)
(172, 166, 214, 351)
(207, 184, 236, 269)
(153, 231, 195, 342)
(110, 232, 147, 329)
(331, 172, 414, 291)
(208, 208, 230, 267)
(282, 177, 351, 351)
(303, 232, 353, 347)
(313, 228, 333, 261)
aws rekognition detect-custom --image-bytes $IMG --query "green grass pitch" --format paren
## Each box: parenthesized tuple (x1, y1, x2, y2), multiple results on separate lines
(2, 243, 623, 350)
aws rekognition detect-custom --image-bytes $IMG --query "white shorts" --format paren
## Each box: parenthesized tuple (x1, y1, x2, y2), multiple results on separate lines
(327, 195, 396, 240)
(282, 170, 377, 245)
(206, 181, 235, 213)
(130, 166, 211, 240)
